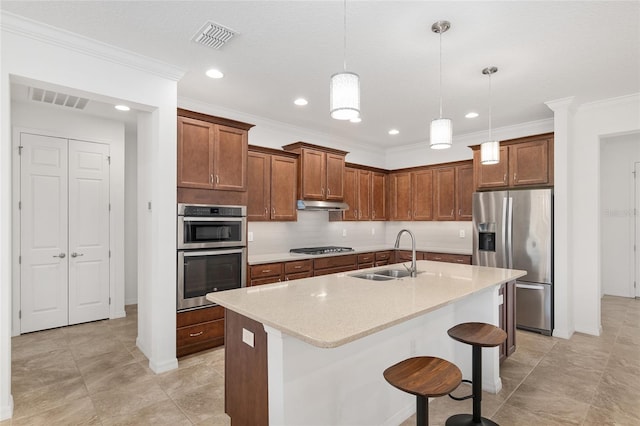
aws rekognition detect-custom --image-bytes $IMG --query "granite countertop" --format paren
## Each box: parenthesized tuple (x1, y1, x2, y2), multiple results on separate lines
(207, 260, 526, 348)
(248, 245, 472, 265)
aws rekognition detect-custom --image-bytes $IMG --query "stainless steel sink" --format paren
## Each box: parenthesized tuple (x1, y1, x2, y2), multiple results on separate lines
(350, 273, 396, 281)
(350, 268, 422, 281)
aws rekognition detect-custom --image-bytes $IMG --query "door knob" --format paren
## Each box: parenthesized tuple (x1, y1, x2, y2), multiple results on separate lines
(71, 252, 84, 258)
(53, 253, 66, 258)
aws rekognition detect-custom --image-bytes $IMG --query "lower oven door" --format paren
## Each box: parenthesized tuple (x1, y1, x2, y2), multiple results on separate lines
(177, 248, 247, 311)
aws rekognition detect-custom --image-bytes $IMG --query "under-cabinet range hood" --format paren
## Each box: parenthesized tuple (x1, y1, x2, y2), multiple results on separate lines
(296, 200, 349, 211)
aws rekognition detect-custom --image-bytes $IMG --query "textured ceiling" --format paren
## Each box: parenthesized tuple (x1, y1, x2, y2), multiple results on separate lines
(2, 1, 639, 148)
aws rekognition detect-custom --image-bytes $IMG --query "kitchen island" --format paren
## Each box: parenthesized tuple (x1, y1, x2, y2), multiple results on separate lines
(207, 260, 526, 426)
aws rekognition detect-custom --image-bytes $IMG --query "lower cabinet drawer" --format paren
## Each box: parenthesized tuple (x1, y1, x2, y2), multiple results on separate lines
(177, 305, 225, 328)
(176, 319, 225, 357)
(284, 259, 313, 274)
(425, 252, 472, 264)
(285, 271, 313, 281)
(357, 253, 375, 265)
(250, 276, 282, 287)
(314, 265, 357, 276)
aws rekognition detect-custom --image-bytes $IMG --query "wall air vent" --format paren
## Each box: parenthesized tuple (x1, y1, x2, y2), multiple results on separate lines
(192, 21, 237, 49)
(29, 87, 89, 110)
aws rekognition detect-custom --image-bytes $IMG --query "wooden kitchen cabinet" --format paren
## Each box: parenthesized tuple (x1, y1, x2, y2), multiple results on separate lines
(389, 172, 413, 220)
(249, 262, 284, 286)
(282, 142, 348, 201)
(247, 146, 297, 222)
(499, 280, 516, 362)
(413, 169, 434, 220)
(375, 251, 392, 266)
(357, 252, 375, 269)
(176, 305, 225, 357)
(284, 259, 313, 281)
(424, 252, 472, 265)
(434, 166, 456, 220)
(455, 163, 474, 220)
(371, 171, 388, 220)
(177, 109, 254, 204)
(340, 167, 373, 221)
(472, 133, 554, 190)
(395, 250, 426, 263)
(313, 254, 358, 276)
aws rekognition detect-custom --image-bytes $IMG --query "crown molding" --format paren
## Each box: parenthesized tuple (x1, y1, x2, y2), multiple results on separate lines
(1, 11, 185, 81)
(577, 92, 640, 112)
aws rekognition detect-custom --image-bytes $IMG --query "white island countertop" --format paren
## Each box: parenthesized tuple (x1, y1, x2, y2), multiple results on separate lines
(207, 260, 526, 348)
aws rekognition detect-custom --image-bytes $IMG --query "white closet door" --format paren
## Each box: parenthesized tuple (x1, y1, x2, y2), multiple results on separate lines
(68, 139, 110, 325)
(20, 133, 69, 333)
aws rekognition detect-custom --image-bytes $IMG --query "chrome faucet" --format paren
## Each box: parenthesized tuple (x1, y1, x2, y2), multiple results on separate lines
(394, 229, 417, 277)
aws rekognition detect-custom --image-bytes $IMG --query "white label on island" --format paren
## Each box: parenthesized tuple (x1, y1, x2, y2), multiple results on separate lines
(242, 328, 254, 348)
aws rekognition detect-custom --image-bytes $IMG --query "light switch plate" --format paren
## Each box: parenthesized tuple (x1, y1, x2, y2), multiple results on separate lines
(242, 328, 254, 348)
(248, 231, 254, 242)
(459, 229, 465, 238)
(342, 229, 347, 237)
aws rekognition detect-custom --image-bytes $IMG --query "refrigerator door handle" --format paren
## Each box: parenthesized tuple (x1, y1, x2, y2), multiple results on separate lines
(506, 197, 513, 268)
(502, 197, 509, 268)
(516, 283, 545, 290)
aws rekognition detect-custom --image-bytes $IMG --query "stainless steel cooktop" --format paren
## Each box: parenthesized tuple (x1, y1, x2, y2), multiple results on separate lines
(290, 246, 354, 255)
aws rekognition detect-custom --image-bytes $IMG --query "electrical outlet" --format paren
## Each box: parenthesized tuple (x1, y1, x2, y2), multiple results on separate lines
(459, 229, 465, 238)
(248, 231, 254, 242)
(371, 228, 375, 236)
(342, 229, 347, 237)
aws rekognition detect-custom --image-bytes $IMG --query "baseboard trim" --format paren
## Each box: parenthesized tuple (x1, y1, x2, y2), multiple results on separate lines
(0, 394, 14, 421)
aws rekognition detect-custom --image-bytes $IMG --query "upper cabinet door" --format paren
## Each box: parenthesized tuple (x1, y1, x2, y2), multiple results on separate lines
(270, 155, 298, 221)
(455, 164, 474, 221)
(342, 167, 358, 221)
(214, 125, 248, 191)
(412, 169, 433, 221)
(300, 148, 325, 200)
(177, 117, 214, 189)
(390, 172, 412, 220)
(357, 169, 372, 220)
(247, 151, 271, 221)
(509, 138, 550, 186)
(371, 172, 387, 221)
(325, 153, 345, 200)
(434, 167, 456, 221)
(475, 146, 509, 189)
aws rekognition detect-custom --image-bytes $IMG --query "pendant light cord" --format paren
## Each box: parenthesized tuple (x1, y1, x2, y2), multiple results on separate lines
(488, 72, 492, 140)
(438, 29, 443, 118)
(343, 0, 347, 71)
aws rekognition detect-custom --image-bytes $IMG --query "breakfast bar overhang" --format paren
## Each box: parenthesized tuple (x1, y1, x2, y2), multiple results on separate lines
(207, 260, 526, 425)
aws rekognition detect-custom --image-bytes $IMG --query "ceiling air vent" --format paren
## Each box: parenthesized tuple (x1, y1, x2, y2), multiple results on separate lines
(192, 21, 237, 49)
(29, 87, 89, 110)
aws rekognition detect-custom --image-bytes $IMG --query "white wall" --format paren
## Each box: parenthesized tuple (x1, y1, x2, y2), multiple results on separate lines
(10, 100, 128, 332)
(571, 94, 640, 335)
(600, 133, 640, 297)
(124, 124, 138, 305)
(1, 11, 183, 420)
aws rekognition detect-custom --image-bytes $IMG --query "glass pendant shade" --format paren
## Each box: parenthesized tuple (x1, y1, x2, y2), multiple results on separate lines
(481, 140, 500, 165)
(330, 72, 360, 120)
(430, 118, 452, 149)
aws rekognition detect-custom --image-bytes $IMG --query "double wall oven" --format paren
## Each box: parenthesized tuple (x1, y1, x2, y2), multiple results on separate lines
(177, 204, 247, 311)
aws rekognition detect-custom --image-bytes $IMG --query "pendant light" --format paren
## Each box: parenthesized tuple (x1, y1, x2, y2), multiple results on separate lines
(330, 0, 360, 120)
(430, 20, 452, 149)
(480, 66, 500, 165)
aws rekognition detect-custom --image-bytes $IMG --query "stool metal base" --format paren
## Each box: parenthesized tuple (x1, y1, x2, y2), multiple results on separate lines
(445, 413, 500, 426)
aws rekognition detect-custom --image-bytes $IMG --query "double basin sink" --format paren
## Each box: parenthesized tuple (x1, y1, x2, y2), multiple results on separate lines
(350, 268, 423, 281)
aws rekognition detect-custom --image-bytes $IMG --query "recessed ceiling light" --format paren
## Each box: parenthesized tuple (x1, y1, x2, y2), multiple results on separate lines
(465, 112, 479, 118)
(350, 116, 361, 123)
(294, 98, 308, 106)
(388, 129, 400, 135)
(206, 69, 224, 79)
(114, 105, 130, 111)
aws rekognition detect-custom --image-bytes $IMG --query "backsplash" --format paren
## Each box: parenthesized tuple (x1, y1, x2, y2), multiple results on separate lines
(247, 211, 472, 255)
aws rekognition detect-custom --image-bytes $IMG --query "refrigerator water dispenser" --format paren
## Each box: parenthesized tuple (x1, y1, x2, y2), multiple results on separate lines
(478, 232, 495, 252)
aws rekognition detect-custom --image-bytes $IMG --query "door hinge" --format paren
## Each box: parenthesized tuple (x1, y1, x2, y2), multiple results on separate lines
(18, 146, 23, 155)
(107, 156, 111, 165)
(109, 250, 111, 258)
(19, 310, 21, 319)
(109, 297, 111, 305)
(18, 255, 21, 265)
(109, 203, 111, 211)
(18, 201, 21, 210)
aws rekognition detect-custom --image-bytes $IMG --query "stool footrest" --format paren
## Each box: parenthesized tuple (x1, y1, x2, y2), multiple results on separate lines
(445, 413, 500, 426)
(448, 380, 473, 401)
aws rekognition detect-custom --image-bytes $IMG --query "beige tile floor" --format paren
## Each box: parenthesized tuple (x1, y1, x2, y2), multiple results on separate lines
(2, 295, 639, 425)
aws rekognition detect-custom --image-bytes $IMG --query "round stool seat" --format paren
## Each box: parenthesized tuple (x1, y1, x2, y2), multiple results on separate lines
(447, 322, 506, 348)
(384, 356, 462, 398)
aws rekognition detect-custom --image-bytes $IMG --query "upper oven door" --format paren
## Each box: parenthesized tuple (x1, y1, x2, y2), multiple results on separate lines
(178, 216, 246, 249)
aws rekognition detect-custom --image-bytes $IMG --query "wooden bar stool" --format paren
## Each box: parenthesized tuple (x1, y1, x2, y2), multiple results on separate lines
(446, 322, 506, 426)
(384, 356, 462, 426)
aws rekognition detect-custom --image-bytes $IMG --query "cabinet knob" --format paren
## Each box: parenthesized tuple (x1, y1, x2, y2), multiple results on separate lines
(189, 331, 204, 337)
(210, 174, 214, 184)
(513, 173, 517, 182)
(458, 209, 461, 216)
(327, 188, 331, 195)
(321, 188, 325, 195)
(264, 207, 268, 215)
(272, 208, 276, 215)
(503, 173, 507, 183)
(372, 211, 376, 219)
(262, 269, 271, 273)
(451, 209, 454, 216)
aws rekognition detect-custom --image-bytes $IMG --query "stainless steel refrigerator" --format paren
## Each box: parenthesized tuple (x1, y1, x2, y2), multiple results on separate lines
(472, 189, 553, 335)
